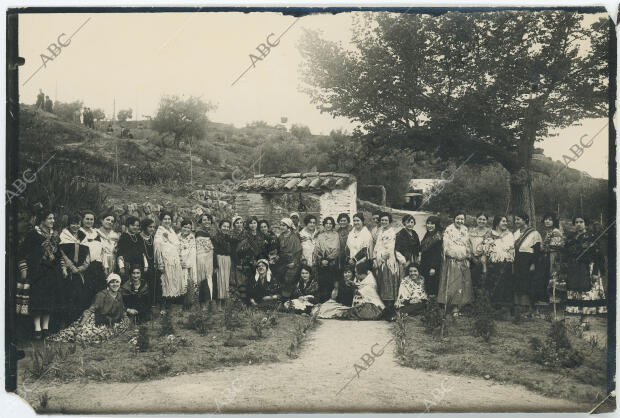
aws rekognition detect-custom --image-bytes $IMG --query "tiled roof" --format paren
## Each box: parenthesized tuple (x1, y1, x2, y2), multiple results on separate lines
(236, 172, 356, 193)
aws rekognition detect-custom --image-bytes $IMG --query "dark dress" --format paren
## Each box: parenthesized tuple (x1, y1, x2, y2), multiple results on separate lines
(236, 231, 268, 304)
(89, 289, 125, 326)
(248, 274, 281, 309)
(59, 239, 92, 323)
(420, 230, 442, 296)
(121, 280, 150, 322)
(18, 228, 64, 315)
(229, 230, 245, 301)
(564, 230, 606, 314)
(277, 231, 302, 299)
(77, 229, 106, 296)
(116, 233, 146, 281)
(139, 234, 159, 306)
(395, 228, 421, 265)
(513, 228, 542, 305)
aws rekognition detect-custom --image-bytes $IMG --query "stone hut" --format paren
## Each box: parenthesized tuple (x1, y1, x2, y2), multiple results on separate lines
(234, 172, 357, 226)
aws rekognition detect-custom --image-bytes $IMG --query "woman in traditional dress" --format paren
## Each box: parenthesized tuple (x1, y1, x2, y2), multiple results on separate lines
(373, 212, 405, 316)
(336, 213, 353, 266)
(97, 212, 120, 276)
(154, 211, 185, 305)
(314, 217, 341, 302)
(512, 212, 543, 311)
(481, 215, 514, 307)
(285, 265, 319, 313)
(396, 264, 428, 315)
(299, 215, 319, 266)
(342, 263, 385, 320)
(370, 212, 382, 245)
(179, 220, 198, 306)
(469, 213, 490, 291)
(420, 216, 443, 297)
(116, 216, 147, 283)
(540, 213, 565, 305)
(438, 213, 473, 316)
(212, 219, 232, 311)
(229, 215, 245, 302)
(139, 218, 158, 306)
(395, 214, 420, 266)
(236, 216, 268, 304)
(48, 274, 131, 345)
(18, 209, 65, 340)
(79, 210, 106, 295)
(277, 218, 303, 299)
(195, 215, 215, 308)
(564, 216, 606, 316)
(59, 215, 92, 325)
(121, 267, 150, 322)
(248, 259, 281, 309)
(259, 219, 279, 254)
(346, 212, 374, 269)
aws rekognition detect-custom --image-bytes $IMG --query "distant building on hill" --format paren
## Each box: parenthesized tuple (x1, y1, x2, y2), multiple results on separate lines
(234, 172, 357, 226)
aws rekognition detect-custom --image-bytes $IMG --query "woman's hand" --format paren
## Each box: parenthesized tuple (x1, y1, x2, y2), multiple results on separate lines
(127, 308, 138, 315)
(321, 259, 329, 267)
(429, 268, 435, 276)
(250, 299, 258, 306)
(62, 268, 68, 278)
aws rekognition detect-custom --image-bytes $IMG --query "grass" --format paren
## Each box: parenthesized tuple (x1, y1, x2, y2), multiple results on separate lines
(17, 306, 319, 405)
(394, 314, 608, 405)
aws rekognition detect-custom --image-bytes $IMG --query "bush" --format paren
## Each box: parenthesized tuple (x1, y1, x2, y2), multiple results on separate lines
(421, 298, 444, 334)
(530, 321, 584, 369)
(187, 309, 214, 335)
(136, 325, 150, 352)
(159, 311, 175, 336)
(469, 288, 496, 342)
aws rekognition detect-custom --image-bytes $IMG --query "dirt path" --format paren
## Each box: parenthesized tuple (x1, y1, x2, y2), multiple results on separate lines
(29, 320, 589, 413)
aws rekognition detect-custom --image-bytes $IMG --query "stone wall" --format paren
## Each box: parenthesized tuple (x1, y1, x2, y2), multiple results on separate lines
(319, 182, 357, 221)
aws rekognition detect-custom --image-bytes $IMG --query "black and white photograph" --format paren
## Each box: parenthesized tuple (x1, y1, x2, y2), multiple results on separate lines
(4, 3, 616, 414)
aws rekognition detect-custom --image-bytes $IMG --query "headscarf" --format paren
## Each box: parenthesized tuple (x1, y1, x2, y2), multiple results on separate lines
(232, 215, 243, 227)
(106, 273, 121, 284)
(281, 218, 294, 230)
(290, 212, 300, 219)
(254, 258, 272, 282)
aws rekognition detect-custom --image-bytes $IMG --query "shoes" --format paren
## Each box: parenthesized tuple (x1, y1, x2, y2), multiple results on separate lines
(33, 330, 42, 341)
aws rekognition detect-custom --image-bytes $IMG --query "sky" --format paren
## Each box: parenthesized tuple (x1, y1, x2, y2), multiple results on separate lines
(18, 11, 610, 179)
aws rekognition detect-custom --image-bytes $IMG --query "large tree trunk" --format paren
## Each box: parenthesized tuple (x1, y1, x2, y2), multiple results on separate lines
(509, 168, 535, 222)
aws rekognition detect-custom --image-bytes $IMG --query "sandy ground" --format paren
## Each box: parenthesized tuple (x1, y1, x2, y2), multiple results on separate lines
(22, 320, 591, 413)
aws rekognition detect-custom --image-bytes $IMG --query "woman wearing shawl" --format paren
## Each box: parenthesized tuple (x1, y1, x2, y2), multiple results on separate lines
(248, 259, 281, 309)
(116, 216, 147, 283)
(299, 215, 319, 266)
(481, 215, 515, 307)
(79, 210, 106, 295)
(18, 209, 65, 339)
(564, 216, 606, 316)
(285, 265, 319, 313)
(212, 219, 233, 311)
(139, 218, 158, 306)
(59, 215, 92, 324)
(154, 211, 185, 301)
(97, 213, 120, 276)
(373, 212, 405, 314)
(342, 263, 385, 320)
(229, 215, 246, 301)
(259, 220, 279, 254)
(469, 213, 491, 291)
(236, 217, 268, 304)
(195, 215, 215, 307)
(438, 213, 473, 316)
(337, 213, 353, 266)
(396, 264, 428, 315)
(346, 212, 374, 269)
(540, 213, 565, 305)
(121, 267, 151, 322)
(512, 212, 543, 310)
(314, 217, 341, 302)
(278, 218, 303, 299)
(395, 214, 421, 265)
(420, 216, 443, 296)
(179, 220, 198, 306)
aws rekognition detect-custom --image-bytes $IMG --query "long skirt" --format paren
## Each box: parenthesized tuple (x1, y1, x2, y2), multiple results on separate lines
(85, 260, 106, 296)
(375, 263, 400, 302)
(317, 263, 339, 303)
(438, 257, 472, 306)
(160, 260, 185, 298)
(397, 302, 426, 316)
(215, 255, 231, 300)
(232, 266, 250, 303)
(343, 302, 383, 320)
(470, 258, 485, 290)
(29, 265, 61, 315)
(486, 261, 513, 306)
(48, 312, 130, 345)
(513, 252, 536, 306)
(566, 262, 606, 315)
(196, 251, 214, 301)
(280, 263, 300, 299)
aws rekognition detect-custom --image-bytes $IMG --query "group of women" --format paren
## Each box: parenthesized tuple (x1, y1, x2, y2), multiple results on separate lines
(16, 206, 607, 342)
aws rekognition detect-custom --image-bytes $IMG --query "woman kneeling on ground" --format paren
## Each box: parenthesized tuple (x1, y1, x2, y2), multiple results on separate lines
(48, 273, 132, 344)
(285, 264, 319, 314)
(248, 259, 281, 310)
(121, 267, 151, 323)
(395, 264, 428, 316)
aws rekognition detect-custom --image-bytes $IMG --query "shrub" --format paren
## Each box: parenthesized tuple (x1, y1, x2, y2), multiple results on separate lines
(223, 299, 243, 332)
(187, 309, 214, 335)
(530, 321, 584, 369)
(470, 288, 496, 342)
(159, 311, 175, 337)
(247, 309, 270, 339)
(136, 325, 150, 352)
(421, 298, 444, 334)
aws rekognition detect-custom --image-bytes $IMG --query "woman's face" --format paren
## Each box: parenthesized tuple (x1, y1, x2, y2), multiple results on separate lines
(380, 216, 390, 228)
(476, 215, 487, 227)
(131, 269, 141, 282)
(234, 219, 243, 231)
(409, 267, 419, 279)
(300, 269, 310, 281)
(144, 223, 155, 236)
(257, 263, 267, 275)
(339, 217, 349, 229)
(372, 215, 380, 225)
(343, 270, 353, 281)
(128, 221, 140, 234)
(201, 216, 211, 227)
(514, 216, 524, 228)
(162, 215, 172, 227)
(108, 279, 121, 292)
(280, 222, 290, 232)
(41, 213, 55, 229)
(497, 217, 508, 231)
(544, 217, 553, 228)
(426, 221, 436, 232)
(102, 215, 114, 229)
(324, 220, 334, 231)
(181, 223, 192, 235)
(260, 222, 269, 234)
(221, 222, 230, 232)
(249, 220, 258, 231)
(69, 222, 80, 235)
(454, 215, 465, 227)
(306, 218, 317, 231)
(574, 218, 586, 231)
(82, 214, 95, 229)
(353, 216, 362, 229)
(405, 218, 416, 230)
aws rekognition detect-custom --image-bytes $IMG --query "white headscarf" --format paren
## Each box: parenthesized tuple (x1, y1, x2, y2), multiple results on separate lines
(254, 259, 272, 282)
(281, 218, 294, 230)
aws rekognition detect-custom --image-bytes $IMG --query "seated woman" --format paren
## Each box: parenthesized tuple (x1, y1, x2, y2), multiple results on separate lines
(335, 265, 356, 306)
(342, 264, 385, 320)
(395, 264, 428, 316)
(248, 259, 281, 310)
(121, 267, 151, 322)
(285, 265, 319, 314)
(48, 274, 132, 344)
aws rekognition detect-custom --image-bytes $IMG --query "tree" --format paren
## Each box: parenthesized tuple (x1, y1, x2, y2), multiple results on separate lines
(117, 108, 133, 122)
(52, 100, 83, 122)
(291, 124, 312, 140)
(152, 95, 215, 148)
(299, 11, 610, 220)
(91, 108, 105, 122)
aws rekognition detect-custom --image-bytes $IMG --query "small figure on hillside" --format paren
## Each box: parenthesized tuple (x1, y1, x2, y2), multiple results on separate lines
(35, 89, 45, 109)
(44, 95, 53, 112)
